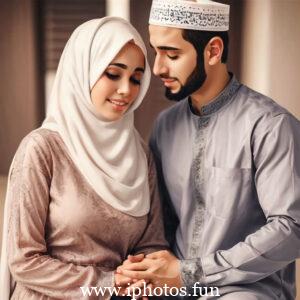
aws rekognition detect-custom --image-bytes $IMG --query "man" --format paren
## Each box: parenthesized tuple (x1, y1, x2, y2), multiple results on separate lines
(117, 0, 300, 299)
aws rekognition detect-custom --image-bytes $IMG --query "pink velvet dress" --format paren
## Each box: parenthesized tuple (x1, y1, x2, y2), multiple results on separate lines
(7, 129, 168, 299)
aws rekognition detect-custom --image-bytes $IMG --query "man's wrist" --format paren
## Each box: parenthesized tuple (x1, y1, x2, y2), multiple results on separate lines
(179, 258, 204, 289)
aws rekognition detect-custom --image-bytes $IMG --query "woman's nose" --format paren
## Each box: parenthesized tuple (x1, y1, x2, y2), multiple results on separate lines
(117, 79, 131, 96)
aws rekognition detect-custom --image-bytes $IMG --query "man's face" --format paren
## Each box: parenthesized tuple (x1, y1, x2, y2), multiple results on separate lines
(149, 25, 204, 101)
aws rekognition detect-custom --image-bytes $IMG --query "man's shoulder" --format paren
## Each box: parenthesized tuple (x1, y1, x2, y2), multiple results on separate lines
(155, 99, 187, 128)
(236, 84, 299, 134)
(150, 100, 188, 149)
(237, 84, 288, 118)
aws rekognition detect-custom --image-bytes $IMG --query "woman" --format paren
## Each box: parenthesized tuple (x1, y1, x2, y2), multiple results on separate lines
(0, 17, 167, 299)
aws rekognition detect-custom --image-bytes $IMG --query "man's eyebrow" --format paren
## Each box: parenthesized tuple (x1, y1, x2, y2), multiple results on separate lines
(158, 46, 180, 51)
(149, 43, 180, 51)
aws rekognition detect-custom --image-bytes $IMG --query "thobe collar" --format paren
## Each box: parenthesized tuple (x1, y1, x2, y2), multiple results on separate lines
(187, 73, 241, 118)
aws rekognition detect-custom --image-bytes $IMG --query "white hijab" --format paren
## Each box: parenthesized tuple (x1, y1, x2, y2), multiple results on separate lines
(0, 16, 151, 298)
(43, 16, 151, 216)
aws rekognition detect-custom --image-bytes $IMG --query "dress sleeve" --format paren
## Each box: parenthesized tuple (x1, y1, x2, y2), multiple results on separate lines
(7, 133, 114, 299)
(179, 114, 300, 288)
(132, 145, 169, 255)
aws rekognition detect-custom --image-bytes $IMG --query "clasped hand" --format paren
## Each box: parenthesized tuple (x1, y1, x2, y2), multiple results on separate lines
(115, 250, 182, 296)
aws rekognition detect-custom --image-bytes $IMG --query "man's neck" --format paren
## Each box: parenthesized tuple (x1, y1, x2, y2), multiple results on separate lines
(190, 66, 230, 115)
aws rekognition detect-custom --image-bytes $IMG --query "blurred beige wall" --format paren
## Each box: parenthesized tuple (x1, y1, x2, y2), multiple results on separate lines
(241, 0, 300, 119)
(0, 0, 44, 175)
(240, 0, 300, 298)
(269, 0, 300, 120)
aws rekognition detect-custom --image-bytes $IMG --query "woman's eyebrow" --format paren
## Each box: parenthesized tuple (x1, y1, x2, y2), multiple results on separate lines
(109, 63, 127, 69)
(135, 67, 144, 73)
(109, 63, 144, 73)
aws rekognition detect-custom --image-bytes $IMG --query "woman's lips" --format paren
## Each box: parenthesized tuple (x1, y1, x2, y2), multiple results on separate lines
(107, 99, 129, 111)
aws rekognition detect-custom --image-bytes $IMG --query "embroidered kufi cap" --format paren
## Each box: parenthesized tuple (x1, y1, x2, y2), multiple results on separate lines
(149, 0, 230, 31)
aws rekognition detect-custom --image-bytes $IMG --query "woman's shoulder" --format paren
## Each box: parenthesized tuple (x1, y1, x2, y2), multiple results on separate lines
(22, 127, 58, 144)
(18, 128, 60, 154)
(12, 128, 59, 175)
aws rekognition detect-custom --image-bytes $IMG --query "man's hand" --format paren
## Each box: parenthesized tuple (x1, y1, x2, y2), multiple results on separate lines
(117, 250, 182, 289)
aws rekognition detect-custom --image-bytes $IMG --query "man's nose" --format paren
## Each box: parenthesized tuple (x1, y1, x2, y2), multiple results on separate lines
(152, 56, 168, 77)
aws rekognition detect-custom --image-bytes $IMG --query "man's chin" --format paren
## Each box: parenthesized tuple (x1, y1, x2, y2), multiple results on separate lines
(169, 87, 181, 94)
(165, 75, 207, 102)
(165, 88, 187, 102)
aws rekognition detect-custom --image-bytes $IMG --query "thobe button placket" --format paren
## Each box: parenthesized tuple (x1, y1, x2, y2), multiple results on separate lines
(197, 117, 210, 129)
(187, 75, 241, 259)
(190, 117, 210, 258)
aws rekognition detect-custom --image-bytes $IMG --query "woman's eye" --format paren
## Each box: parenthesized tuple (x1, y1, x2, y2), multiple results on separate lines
(130, 77, 141, 85)
(167, 55, 179, 60)
(105, 72, 120, 80)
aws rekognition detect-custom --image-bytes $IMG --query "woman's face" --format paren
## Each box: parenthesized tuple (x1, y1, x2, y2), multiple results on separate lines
(91, 42, 145, 121)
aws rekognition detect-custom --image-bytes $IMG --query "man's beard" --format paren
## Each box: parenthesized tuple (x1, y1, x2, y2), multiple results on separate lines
(165, 57, 206, 102)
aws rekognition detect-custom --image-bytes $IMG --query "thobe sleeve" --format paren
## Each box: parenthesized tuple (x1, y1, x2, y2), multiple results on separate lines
(7, 134, 114, 299)
(132, 148, 169, 255)
(180, 113, 300, 288)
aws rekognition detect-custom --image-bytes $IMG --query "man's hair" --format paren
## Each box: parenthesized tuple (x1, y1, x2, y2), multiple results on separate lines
(182, 30, 229, 63)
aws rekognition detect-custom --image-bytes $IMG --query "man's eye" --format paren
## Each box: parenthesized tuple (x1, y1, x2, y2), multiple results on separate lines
(105, 72, 120, 80)
(167, 55, 179, 60)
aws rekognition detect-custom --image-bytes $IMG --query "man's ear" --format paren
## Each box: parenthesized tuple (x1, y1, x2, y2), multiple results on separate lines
(206, 36, 224, 66)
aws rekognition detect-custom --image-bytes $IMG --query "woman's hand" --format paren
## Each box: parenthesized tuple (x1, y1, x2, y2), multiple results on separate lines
(117, 250, 182, 290)
(115, 254, 151, 299)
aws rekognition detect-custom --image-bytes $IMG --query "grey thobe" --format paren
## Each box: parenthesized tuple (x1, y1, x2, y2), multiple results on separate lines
(150, 76, 300, 299)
